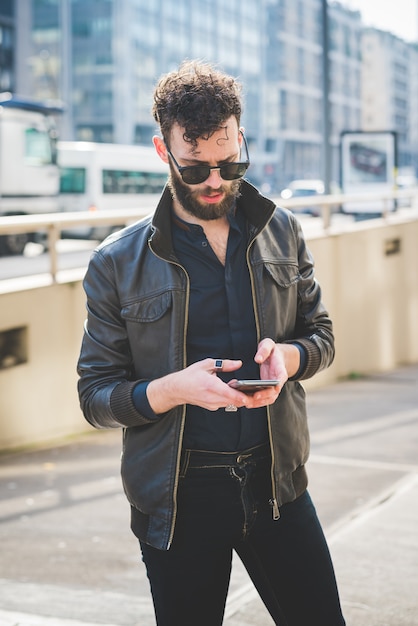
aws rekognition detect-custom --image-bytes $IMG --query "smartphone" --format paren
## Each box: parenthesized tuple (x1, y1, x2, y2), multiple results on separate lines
(229, 379, 280, 393)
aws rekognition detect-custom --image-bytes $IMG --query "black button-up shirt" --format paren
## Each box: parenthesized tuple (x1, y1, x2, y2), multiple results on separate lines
(133, 206, 269, 452)
(172, 207, 269, 451)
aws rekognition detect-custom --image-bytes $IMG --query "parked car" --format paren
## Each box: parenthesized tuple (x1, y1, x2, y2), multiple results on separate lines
(396, 172, 417, 208)
(279, 179, 343, 216)
(280, 179, 325, 216)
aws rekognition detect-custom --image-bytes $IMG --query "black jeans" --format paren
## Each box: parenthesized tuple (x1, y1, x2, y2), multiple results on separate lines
(139, 444, 345, 626)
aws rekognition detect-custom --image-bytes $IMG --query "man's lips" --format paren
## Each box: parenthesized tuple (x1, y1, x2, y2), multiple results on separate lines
(200, 191, 224, 203)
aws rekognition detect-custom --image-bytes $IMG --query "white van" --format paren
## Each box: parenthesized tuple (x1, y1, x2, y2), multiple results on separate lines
(57, 141, 168, 239)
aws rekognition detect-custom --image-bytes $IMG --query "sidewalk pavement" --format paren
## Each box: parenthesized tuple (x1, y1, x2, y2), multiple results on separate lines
(0, 364, 417, 626)
(224, 473, 418, 626)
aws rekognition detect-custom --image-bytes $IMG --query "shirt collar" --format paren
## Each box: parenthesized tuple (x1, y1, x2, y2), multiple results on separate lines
(170, 203, 241, 236)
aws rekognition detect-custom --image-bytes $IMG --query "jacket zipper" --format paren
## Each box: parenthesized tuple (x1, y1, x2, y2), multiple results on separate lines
(148, 239, 190, 548)
(167, 276, 188, 548)
(246, 231, 280, 521)
(168, 402, 187, 548)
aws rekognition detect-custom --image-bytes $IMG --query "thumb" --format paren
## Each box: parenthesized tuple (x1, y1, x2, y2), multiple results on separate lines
(255, 338, 276, 364)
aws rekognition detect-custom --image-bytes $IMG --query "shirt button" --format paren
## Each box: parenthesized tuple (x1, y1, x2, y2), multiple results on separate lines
(202, 241, 208, 247)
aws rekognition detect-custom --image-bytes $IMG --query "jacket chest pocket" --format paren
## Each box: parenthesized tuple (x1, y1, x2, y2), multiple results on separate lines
(258, 262, 301, 338)
(121, 291, 172, 323)
(121, 291, 178, 377)
(263, 261, 300, 289)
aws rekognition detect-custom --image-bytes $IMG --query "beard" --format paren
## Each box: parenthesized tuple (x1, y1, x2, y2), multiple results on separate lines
(167, 162, 241, 221)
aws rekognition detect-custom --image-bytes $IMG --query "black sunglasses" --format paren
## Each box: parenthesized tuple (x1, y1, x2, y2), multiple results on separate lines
(165, 132, 250, 185)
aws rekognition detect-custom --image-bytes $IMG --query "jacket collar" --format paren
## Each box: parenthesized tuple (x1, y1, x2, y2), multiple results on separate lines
(149, 179, 276, 259)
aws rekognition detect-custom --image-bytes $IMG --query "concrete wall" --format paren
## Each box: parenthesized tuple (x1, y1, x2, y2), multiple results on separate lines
(305, 216, 418, 388)
(0, 277, 87, 449)
(1, 215, 417, 449)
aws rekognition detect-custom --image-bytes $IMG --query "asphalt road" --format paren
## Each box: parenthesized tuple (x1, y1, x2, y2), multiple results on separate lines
(0, 364, 417, 625)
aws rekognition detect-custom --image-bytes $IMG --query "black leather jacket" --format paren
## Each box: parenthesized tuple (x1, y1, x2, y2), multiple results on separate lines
(77, 180, 334, 550)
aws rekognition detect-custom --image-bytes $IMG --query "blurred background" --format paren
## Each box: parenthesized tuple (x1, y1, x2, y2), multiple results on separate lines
(0, 11, 417, 623)
(1, 0, 417, 196)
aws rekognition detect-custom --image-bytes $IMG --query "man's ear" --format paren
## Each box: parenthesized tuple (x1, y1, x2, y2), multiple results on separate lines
(153, 136, 169, 164)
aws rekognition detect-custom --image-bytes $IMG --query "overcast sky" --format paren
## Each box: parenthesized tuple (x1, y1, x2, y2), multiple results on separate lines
(342, 0, 418, 42)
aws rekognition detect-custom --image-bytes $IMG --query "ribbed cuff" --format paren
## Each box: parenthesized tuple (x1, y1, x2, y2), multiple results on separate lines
(284, 338, 322, 381)
(132, 381, 159, 421)
(287, 343, 307, 381)
(110, 380, 159, 427)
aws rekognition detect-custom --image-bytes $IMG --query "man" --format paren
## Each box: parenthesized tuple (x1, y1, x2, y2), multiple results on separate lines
(77, 60, 345, 626)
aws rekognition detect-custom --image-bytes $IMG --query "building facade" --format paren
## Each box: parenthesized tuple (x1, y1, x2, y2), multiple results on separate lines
(15, 1, 265, 154)
(0, 0, 15, 93)
(11, 0, 418, 192)
(362, 27, 418, 174)
(263, 0, 362, 190)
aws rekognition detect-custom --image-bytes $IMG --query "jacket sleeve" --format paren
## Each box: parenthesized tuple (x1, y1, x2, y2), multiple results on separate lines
(77, 248, 168, 430)
(283, 213, 335, 381)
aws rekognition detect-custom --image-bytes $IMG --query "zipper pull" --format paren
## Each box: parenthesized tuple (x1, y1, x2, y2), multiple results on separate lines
(269, 498, 280, 520)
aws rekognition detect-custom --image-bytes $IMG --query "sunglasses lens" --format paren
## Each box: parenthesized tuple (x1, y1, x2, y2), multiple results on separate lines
(220, 163, 249, 180)
(181, 167, 210, 185)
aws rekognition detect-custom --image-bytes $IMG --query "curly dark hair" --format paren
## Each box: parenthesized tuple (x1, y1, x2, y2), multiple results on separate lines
(152, 60, 243, 148)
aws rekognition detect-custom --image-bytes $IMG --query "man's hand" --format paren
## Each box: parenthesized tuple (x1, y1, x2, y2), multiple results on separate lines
(146, 358, 249, 414)
(228, 338, 300, 408)
(146, 341, 300, 415)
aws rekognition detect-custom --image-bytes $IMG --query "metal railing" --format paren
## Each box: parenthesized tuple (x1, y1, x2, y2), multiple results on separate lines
(1, 188, 417, 282)
(0, 207, 152, 281)
(274, 187, 418, 226)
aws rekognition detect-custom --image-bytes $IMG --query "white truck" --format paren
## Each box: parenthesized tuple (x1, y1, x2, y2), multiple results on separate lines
(57, 141, 167, 240)
(0, 93, 62, 255)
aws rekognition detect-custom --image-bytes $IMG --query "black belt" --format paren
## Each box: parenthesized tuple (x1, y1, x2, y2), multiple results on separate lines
(180, 442, 271, 471)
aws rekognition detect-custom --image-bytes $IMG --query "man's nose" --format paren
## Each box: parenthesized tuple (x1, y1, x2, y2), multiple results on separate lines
(205, 167, 223, 187)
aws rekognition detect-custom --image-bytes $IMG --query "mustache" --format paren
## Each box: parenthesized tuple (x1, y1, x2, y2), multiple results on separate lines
(199, 185, 226, 194)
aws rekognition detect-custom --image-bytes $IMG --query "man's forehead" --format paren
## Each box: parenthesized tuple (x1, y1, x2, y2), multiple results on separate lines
(170, 118, 239, 155)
